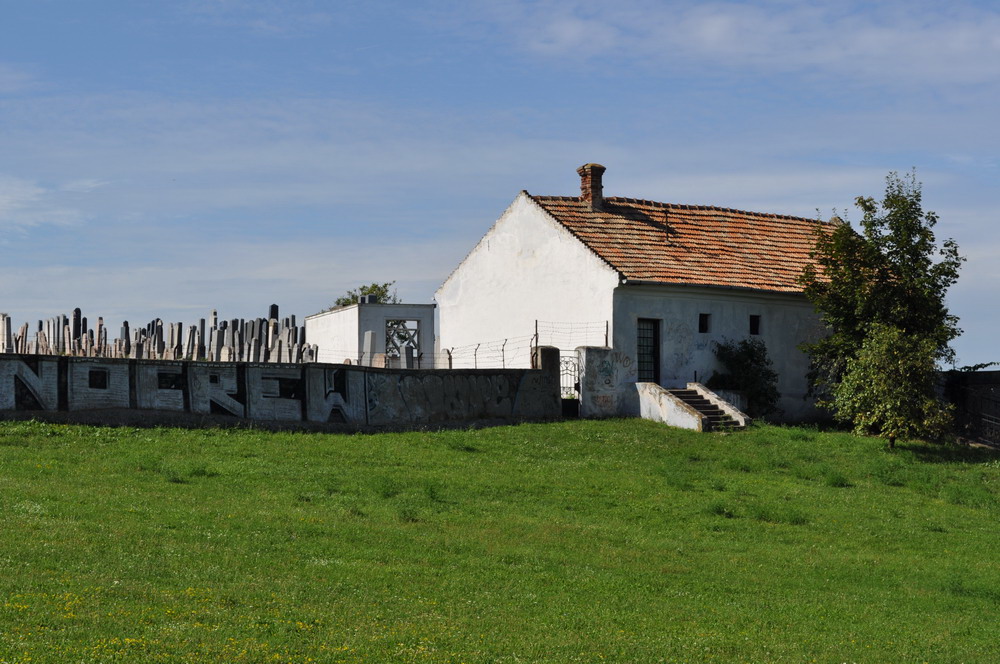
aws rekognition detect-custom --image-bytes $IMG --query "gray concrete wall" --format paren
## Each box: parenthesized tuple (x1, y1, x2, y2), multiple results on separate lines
(0, 348, 561, 430)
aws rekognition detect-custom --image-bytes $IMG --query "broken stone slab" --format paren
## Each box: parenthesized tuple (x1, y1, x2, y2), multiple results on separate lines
(362, 330, 375, 367)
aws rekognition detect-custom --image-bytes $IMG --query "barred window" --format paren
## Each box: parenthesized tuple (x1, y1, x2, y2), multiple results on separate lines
(637, 319, 661, 383)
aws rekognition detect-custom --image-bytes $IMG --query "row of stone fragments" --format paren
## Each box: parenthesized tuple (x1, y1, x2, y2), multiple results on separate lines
(0, 305, 318, 363)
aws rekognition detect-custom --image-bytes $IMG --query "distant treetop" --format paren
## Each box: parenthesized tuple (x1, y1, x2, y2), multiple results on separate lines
(331, 281, 401, 309)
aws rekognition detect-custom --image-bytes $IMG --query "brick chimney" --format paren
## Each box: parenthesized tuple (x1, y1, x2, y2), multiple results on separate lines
(577, 163, 606, 210)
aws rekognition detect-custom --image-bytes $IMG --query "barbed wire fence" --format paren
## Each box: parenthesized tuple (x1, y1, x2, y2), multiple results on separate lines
(440, 320, 609, 371)
(312, 319, 610, 375)
(314, 336, 540, 370)
(428, 320, 610, 399)
(534, 320, 608, 351)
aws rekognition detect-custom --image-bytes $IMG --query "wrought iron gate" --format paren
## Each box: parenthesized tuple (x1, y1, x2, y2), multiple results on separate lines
(559, 351, 580, 399)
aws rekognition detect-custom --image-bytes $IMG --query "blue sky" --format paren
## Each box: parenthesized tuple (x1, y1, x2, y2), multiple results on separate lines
(1, 0, 998, 365)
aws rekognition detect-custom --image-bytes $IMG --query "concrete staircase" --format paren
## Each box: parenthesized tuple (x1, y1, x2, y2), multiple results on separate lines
(667, 388, 743, 432)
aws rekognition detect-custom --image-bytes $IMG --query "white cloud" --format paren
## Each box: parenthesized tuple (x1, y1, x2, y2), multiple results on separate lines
(0, 93, 607, 228)
(477, 0, 1000, 87)
(0, 176, 43, 214)
(62, 179, 110, 193)
(0, 176, 83, 232)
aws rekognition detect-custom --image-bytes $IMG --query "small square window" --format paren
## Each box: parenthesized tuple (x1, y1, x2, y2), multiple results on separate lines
(88, 369, 109, 390)
(749, 315, 761, 335)
(209, 374, 220, 384)
(158, 372, 184, 390)
(277, 378, 301, 399)
(698, 313, 711, 334)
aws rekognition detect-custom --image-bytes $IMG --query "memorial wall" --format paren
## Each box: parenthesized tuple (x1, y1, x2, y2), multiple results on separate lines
(0, 348, 561, 430)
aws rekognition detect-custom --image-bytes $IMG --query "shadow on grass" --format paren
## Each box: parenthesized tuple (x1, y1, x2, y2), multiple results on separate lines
(895, 440, 1000, 464)
(945, 577, 1000, 603)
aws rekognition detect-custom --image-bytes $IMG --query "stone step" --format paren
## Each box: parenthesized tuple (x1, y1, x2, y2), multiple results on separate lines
(669, 395, 712, 405)
(708, 415, 738, 429)
(667, 387, 744, 432)
(671, 393, 707, 401)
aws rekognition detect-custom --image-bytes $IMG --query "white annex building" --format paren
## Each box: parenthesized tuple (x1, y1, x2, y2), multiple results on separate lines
(305, 298, 436, 369)
(435, 164, 833, 420)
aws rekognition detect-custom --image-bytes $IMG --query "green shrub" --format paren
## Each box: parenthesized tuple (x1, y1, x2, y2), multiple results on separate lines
(706, 337, 781, 419)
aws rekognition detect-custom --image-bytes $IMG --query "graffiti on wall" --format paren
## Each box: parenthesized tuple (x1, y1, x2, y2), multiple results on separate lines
(594, 351, 637, 390)
(576, 347, 639, 418)
(0, 352, 560, 428)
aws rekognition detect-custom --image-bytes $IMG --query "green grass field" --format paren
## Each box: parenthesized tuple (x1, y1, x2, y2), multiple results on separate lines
(1, 418, 999, 663)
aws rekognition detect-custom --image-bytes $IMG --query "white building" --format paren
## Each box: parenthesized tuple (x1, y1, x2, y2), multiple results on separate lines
(435, 164, 832, 419)
(305, 298, 436, 368)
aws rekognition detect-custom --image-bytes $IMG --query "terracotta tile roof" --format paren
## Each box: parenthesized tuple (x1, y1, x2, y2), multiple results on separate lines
(529, 194, 831, 293)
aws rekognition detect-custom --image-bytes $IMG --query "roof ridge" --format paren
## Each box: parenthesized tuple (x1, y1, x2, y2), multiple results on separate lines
(604, 196, 666, 207)
(604, 197, 822, 223)
(531, 194, 826, 224)
(531, 195, 580, 202)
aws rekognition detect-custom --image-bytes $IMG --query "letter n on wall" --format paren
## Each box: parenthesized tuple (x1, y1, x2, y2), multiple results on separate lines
(0, 357, 59, 410)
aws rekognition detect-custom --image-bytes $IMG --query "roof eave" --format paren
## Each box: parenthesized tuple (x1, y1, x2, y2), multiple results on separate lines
(619, 278, 807, 296)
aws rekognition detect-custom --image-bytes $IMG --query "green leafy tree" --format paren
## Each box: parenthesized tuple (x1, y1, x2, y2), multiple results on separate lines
(799, 171, 963, 444)
(705, 337, 780, 419)
(833, 324, 953, 448)
(331, 281, 400, 309)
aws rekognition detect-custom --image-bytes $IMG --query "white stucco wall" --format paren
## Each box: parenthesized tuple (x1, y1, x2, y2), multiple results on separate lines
(306, 303, 437, 367)
(610, 284, 823, 420)
(305, 306, 361, 364)
(435, 193, 620, 368)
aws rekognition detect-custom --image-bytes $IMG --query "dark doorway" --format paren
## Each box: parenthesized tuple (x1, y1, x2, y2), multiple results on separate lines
(637, 318, 661, 384)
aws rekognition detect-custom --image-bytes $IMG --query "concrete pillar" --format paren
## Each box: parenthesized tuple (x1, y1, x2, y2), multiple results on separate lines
(577, 345, 638, 418)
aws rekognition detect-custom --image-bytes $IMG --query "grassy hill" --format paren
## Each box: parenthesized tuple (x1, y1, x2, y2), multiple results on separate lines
(1, 418, 999, 663)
